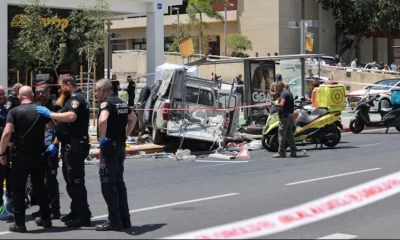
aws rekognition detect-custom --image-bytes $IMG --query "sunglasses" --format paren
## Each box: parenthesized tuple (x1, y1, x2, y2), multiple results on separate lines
(35, 89, 48, 95)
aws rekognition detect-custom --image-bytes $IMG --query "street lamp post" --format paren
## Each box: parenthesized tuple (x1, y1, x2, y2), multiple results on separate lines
(224, 2, 234, 56)
(173, 7, 180, 37)
(300, 0, 305, 97)
(106, 20, 112, 80)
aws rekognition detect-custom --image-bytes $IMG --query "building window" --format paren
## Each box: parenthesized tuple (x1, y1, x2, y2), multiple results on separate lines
(133, 38, 147, 50)
(164, 37, 174, 51)
(111, 40, 126, 52)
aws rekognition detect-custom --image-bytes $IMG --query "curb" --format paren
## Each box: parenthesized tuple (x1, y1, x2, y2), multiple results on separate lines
(91, 145, 166, 159)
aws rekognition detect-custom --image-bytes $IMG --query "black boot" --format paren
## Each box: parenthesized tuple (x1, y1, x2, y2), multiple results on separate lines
(35, 217, 52, 228)
(61, 212, 75, 222)
(95, 221, 122, 231)
(122, 222, 131, 229)
(65, 218, 91, 227)
(9, 224, 27, 233)
(50, 211, 61, 220)
(31, 210, 41, 218)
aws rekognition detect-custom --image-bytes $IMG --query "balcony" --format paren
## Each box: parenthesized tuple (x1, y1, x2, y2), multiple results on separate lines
(111, 10, 238, 30)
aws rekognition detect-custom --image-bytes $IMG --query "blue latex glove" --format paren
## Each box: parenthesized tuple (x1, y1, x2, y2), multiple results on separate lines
(46, 144, 58, 158)
(99, 138, 112, 148)
(36, 106, 51, 118)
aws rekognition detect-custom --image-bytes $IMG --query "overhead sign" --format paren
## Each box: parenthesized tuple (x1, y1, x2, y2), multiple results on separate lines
(10, 14, 70, 31)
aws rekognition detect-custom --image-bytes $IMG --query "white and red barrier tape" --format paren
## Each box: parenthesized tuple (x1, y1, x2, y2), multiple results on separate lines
(163, 171, 400, 239)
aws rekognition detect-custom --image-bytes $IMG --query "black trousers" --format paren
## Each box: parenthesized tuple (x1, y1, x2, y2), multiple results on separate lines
(44, 153, 60, 214)
(11, 151, 50, 225)
(61, 146, 91, 219)
(100, 141, 130, 226)
(0, 147, 12, 205)
(128, 94, 135, 107)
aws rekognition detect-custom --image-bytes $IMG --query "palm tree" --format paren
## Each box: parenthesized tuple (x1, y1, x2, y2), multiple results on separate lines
(186, 0, 227, 55)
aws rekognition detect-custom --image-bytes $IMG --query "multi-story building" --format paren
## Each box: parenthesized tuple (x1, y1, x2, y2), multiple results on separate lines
(110, 0, 400, 69)
(110, 0, 337, 58)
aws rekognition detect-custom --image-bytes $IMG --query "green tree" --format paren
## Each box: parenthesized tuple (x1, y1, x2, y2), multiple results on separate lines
(69, 0, 112, 80)
(226, 33, 253, 57)
(168, 19, 201, 53)
(12, 0, 67, 78)
(187, 0, 227, 54)
(317, 0, 400, 62)
(10, 39, 36, 83)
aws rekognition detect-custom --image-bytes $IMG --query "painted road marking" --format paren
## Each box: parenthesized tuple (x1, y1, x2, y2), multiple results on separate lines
(285, 168, 381, 186)
(317, 233, 358, 239)
(91, 193, 239, 220)
(163, 171, 400, 239)
(342, 128, 395, 135)
(196, 160, 249, 163)
(359, 143, 381, 147)
(194, 163, 240, 168)
(0, 194, 240, 236)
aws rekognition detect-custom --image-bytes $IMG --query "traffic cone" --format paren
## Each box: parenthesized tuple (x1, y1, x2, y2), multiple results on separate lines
(0, 180, 13, 220)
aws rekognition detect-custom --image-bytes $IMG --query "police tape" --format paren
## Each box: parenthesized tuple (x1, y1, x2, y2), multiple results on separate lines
(5, 72, 156, 90)
(129, 102, 272, 112)
(162, 171, 400, 239)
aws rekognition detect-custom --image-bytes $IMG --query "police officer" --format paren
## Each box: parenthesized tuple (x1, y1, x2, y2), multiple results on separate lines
(5, 83, 22, 111)
(0, 86, 52, 232)
(95, 79, 136, 231)
(31, 81, 61, 219)
(0, 85, 11, 208)
(36, 76, 92, 227)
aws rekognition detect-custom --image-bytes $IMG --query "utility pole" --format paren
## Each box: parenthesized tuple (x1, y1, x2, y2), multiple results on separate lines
(224, 2, 234, 56)
(300, 0, 306, 97)
(106, 20, 112, 80)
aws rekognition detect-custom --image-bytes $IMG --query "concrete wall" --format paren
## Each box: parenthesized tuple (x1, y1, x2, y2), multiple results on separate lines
(112, 51, 400, 93)
(111, 51, 243, 81)
(321, 69, 400, 93)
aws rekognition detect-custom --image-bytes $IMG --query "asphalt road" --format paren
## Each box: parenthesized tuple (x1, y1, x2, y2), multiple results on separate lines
(1, 128, 400, 239)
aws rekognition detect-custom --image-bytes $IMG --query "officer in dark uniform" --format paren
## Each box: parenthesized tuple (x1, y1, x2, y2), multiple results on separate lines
(0, 86, 52, 233)
(95, 79, 136, 231)
(1, 83, 21, 212)
(0, 85, 11, 208)
(5, 83, 22, 111)
(31, 81, 61, 219)
(36, 76, 91, 227)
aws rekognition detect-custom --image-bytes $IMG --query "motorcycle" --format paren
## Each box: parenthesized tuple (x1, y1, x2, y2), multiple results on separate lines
(262, 98, 343, 152)
(349, 94, 400, 134)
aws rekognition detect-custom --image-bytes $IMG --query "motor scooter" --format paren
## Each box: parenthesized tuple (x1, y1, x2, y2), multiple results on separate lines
(262, 97, 343, 152)
(349, 94, 400, 134)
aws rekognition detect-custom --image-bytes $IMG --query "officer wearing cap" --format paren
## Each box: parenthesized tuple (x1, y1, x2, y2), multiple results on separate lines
(31, 81, 61, 220)
(95, 79, 136, 231)
(270, 74, 290, 101)
(36, 76, 92, 227)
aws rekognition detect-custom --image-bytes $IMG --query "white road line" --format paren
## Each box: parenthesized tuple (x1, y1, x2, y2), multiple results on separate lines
(317, 233, 358, 239)
(359, 143, 381, 147)
(342, 128, 394, 135)
(91, 193, 239, 220)
(195, 160, 249, 163)
(194, 163, 239, 168)
(285, 168, 382, 186)
(0, 193, 240, 236)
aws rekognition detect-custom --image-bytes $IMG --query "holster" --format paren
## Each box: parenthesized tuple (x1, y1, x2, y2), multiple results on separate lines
(70, 138, 91, 159)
